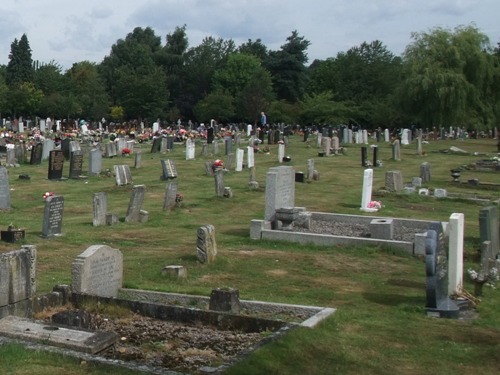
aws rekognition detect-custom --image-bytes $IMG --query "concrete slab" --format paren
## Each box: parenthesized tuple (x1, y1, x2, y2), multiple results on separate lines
(0, 315, 117, 354)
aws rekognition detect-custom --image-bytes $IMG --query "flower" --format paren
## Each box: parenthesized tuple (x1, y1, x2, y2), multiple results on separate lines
(213, 159, 224, 168)
(43, 192, 55, 200)
(367, 201, 382, 209)
(122, 147, 131, 155)
(175, 193, 184, 203)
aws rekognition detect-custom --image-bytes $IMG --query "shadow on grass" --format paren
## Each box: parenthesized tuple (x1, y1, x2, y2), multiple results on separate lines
(387, 278, 425, 289)
(222, 228, 250, 238)
(362, 292, 424, 306)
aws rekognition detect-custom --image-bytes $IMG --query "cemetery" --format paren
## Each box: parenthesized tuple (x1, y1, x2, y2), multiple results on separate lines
(0, 123, 499, 374)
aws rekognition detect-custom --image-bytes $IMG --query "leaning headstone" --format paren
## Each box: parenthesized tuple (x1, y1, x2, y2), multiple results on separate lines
(0, 166, 11, 210)
(479, 206, 499, 259)
(42, 195, 64, 237)
(114, 165, 132, 186)
(69, 150, 84, 179)
(360, 169, 377, 212)
(160, 159, 178, 180)
(265, 166, 295, 222)
(448, 213, 464, 296)
(125, 185, 146, 223)
(48, 150, 65, 180)
(392, 139, 401, 161)
(92, 192, 107, 227)
(71, 245, 123, 298)
(420, 162, 431, 183)
(196, 224, 217, 264)
(30, 143, 43, 165)
(163, 182, 177, 211)
(88, 149, 102, 176)
(425, 223, 459, 318)
(150, 137, 161, 153)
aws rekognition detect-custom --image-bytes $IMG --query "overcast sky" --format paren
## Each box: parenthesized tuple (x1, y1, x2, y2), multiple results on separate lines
(0, 0, 498, 71)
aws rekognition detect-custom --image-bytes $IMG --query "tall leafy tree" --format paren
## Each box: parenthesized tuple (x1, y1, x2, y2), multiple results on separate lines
(33, 62, 72, 118)
(6, 34, 34, 87)
(238, 39, 268, 61)
(399, 25, 495, 129)
(264, 30, 310, 102)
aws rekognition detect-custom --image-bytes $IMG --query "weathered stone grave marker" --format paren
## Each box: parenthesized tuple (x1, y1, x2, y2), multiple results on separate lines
(42, 195, 64, 237)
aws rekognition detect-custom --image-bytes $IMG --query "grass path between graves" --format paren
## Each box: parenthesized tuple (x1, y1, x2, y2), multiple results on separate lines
(1, 136, 499, 374)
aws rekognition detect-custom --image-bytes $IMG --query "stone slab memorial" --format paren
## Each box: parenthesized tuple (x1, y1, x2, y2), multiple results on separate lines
(196, 224, 217, 263)
(360, 169, 377, 212)
(150, 137, 162, 153)
(264, 166, 295, 222)
(88, 149, 102, 176)
(0, 166, 11, 210)
(71, 244, 123, 298)
(114, 165, 132, 186)
(125, 185, 146, 223)
(448, 213, 464, 296)
(30, 143, 43, 165)
(42, 195, 64, 237)
(160, 159, 178, 180)
(163, 182, 177, 211)
(479, 206, 499, 259)
(48, 150, 65, 180)
(69, 150, 84, 178)
(93, 192, 107, 227)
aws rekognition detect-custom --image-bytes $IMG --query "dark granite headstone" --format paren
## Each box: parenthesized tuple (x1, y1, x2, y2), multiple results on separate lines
(425, 222, 459, 318)
(166, 136, 175, 150)
(69, 150, 84, 178)
(207, 128, 214, 144)
(61, 138, 71, 160)
(361, 146, 367, 167)
(151, 137, 161, 153)
(48, 150, 65, 180)
(42, 195, 64, 237)
(161, 159, 178, 180)
(30, 143, 43, 165)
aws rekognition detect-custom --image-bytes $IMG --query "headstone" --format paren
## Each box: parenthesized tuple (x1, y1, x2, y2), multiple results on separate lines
(134, 152, 142, 168)
(360, 169, 377, 212)
(71, 245, 123, 298)
(416, 130, 423, 155)
(411, 177, 422, 187)
(61, 138, 71, 159)
(163, 182, 177, 211)
(372, 145, 378, 167)
(392, 140, 401, 161)
(209, 288, 240, 313)
(384, 128, 390, 142)
(88, 149, 102, 176)
(361, 146, 367, 167)
(434, 188, 447, 198)
(425, 223, 459, 318)
(278, 143, 285, 163)
(224, 136, 232, 155)
(42, 195, 64, 237)
(160, 159, 178, 180)
(385, 171, 403, 192)
(166, 136, 174, 151)
(479, 206, 499, 259)
(214, 169, 225, 197)
(420, 162, 431, 183)
(0, 246, 37, 307)
(48, 150, 65, 180)
(186, 139, 195, 160)
(30, 143, 43, 165)
(247, 146, 254, 168)
(231, 148, 242, 172)
(322, 137, 331, 156)
(69, 150, 84, 179)
(125, 185, 146, 223)
(264, 166, 295, 222)
(114, 165, 132, 186)
(196, 224, 217, 263)
(92, 192, 107, 227)
(448, 213, 464, 296)
(0, 167, 11, 210)
(401, 129, 409, 145)
(105, 142, 117, 158)
(306, 159, 315, 181)
(6, 148, 17, 166)
(150, 137, 161, 153)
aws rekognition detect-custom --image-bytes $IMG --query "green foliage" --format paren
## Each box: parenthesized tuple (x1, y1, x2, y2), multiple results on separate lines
(193, 89, 235, 122)
(6, 34, 34, 87)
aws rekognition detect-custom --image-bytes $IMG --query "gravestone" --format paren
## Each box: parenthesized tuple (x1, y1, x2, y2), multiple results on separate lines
(224, 136, 232, 155)
(69, 150, 84, 178)
(235, 148, 244, 171)
(225, 153, 234, 170)
(88, 149, 102, 176)
(0, 166, 11, 210)
(48, 150, 65, 180)
(71, 245, 123, 298)
(420, 162, 431, 183)
(186, 139, 195, 160)
(401, 129, 410, 145)
(411, 177, 422, 187)
(196, 224, 217, 263)
(247, 146, 255, 168)
(160, 159, 178, 180)
(434, 189, 447, 198)
(163, 182, 177, 211)
(61, 138, 71, 159)
(30, 143, 43, 165)
(360, 169, 377, 212)
(385, 171, 403, 192)
(207, 128, 214, 144)
(425, 223, 459, 318)
(42, 195, 64, 237)
(114, 165, 132, 186)
(134, 152, 142, 168)
(6, 148, 17, 166)
(392, 140, 401, 161)
(105, 142, 117, 158)
(150, 137, 161, 153)
(479, 206, 499, 259)
(92, 192, 107, 227)
(361, 146, 367, 167)
(125, 185, 146, 223)
(166, 136, 174, 151)
(69, 140, 81, 154)
(214, 168, 225, 197)
(306, 159, 315, 181)
(265, 166, 295, 222)
(448, 213, 464, 296)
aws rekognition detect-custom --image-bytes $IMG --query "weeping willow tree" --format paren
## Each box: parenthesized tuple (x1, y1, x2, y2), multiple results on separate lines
(399, 25, 496, 130)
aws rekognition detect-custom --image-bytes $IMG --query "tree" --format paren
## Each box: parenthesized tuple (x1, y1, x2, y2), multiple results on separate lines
(8, 82, 43, 118)
(264, 30, 310, 102)
(193, 89, 235, 123)
(6, 34, 34, 87)
(399, 25, 495, 129)
(238, 39, 268, 61)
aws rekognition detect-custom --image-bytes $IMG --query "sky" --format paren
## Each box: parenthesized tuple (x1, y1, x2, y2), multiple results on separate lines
(0, 0, 498, 71)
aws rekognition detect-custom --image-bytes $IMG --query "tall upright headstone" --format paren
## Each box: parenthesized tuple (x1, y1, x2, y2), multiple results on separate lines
(186, 139, 195, 160)
(0, 166, 11, 210)
(448, 213, 464, 296)
(30, 143, 43, 165)
(420, 162, 431, 183)
(265, 166, 295, 222)
(392, 139, 401, 161)
(360, 169, 377, 212)
(479, 206, 499, 259)
(235, 148, 244, 172)
(42, 195, 64, 237)
(163, 182, 177, 211)
(125, 185, 146, 223)
(278, 143, 285, 163)
(48, 150, 65, 180)
(196, 224, 217, 264)
(92, 192, 107, 227)
(89, 149, 102, 176)
(69, 150, 84, 178)
(385, 171, 403, 192)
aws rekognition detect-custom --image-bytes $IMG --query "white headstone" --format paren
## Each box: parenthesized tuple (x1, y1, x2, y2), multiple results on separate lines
(278, 143, 285, 163)
(186, 139, 195, 160)
(401, 129, 410, 145)
(235, 148, 244, 172)
(265, 166, 295, 221)
(152, 122, 159, 133)
(384, 128, 390, 142)
(39, 119, 46, 132)
(247, 146, 254, 168)
(360, 169, 378, 212)
(448, 213, 464, 296)
(247, 124, 252, 136)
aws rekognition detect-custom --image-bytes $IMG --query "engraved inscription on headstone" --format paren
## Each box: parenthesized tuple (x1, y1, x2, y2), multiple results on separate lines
(42, 195, 64, 237)
(161, 159, 178, 180)
(48, 150, 65, 180)
(30, 143, 43, 165)
(196, 224, 217, 263)
(69, 150, 84, 178)
(0, 166, 11, 210)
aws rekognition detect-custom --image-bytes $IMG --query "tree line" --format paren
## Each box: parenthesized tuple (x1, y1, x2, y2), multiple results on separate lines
(0, 24, 498, 130)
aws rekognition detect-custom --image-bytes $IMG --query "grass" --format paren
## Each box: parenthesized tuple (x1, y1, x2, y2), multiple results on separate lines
(1, 134, 500, 374)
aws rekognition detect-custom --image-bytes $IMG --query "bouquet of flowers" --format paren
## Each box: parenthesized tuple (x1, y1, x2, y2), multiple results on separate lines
(367, 201, 382, 210)
(43, 192, 55, 200)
